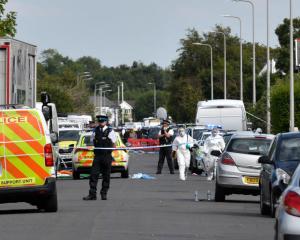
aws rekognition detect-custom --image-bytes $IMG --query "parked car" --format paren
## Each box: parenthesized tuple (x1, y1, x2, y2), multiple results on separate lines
(72, 132, 129, 179)
(259, 132, 300, 217)
(213, 132, 274, 202)
(275, 163, 300, 240)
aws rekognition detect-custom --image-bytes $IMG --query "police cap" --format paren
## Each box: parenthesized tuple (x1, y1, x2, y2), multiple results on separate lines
(96, 115, 108, 122)
(162, 119, 170, 125)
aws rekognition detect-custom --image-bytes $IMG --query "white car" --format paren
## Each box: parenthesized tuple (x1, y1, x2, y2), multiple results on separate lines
(275, 164, 300, 240)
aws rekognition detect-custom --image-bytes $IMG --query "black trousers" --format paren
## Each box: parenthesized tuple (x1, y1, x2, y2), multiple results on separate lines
(89, 154, 112, 196)
(157, 147, 174, 173)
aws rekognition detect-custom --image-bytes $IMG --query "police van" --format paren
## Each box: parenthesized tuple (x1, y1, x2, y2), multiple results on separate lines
(0, 107, 58, 212)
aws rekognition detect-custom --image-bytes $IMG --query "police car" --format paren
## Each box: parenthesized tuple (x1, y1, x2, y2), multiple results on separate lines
(72, 132, 129, 179)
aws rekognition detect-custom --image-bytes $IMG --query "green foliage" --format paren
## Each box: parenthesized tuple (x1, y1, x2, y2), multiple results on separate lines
(270, 73, 300, 133)
(169, 26, 268, 122)
(37, 49, 93, 115)
(0, 0, 17, 37)
(275, 18, 300, 73)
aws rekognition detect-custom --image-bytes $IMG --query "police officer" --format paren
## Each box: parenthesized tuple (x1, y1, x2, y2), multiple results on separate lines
(156, 120, 174, 174)
(83, 115, 117, 200)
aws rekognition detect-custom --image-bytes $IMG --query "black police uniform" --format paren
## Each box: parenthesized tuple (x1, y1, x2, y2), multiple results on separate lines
(157, 127, 174, 174)
(85, 126, 114, 200)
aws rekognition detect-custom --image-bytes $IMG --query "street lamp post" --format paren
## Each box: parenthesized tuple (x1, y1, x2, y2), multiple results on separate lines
(192, 43, 214, 100)
(233, 0, 256, 105)
(77, 72, 92, 85)
(96, 84, 110, 115)
(290, 0, 295, 132)
(208, 31, 227, 99)
(103, 89, 112, 111)
(266, 0, 271, 134)
(94, 82, 105, 108)
(148, 82, 157, 117)
(223, 15, 243, 101)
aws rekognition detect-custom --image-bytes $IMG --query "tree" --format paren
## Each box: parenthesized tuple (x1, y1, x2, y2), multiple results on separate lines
(270, 74, 300, 133)
(275, 18, 300, 74)
(0, 0, 16, 37)
(169, 26, 268, 122)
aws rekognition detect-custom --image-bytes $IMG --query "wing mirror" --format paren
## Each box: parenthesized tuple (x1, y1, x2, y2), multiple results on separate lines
(50, 132, 58, 144)
(258, 155, 272, 164)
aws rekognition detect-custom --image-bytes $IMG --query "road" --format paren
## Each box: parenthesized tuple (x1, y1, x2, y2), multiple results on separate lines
(0, 153, 275, 240)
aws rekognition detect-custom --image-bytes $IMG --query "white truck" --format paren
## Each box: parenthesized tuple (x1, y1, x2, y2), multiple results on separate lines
(0, 37, 37, 107)
(195, 99, 248, 131)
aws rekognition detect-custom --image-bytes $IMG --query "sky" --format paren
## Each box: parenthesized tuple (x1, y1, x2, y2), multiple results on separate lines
(5, 0, 300, 68)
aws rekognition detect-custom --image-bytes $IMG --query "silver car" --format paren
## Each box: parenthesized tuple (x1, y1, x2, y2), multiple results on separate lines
(214, 132, 274, 202)
(275, 164, 300, 240)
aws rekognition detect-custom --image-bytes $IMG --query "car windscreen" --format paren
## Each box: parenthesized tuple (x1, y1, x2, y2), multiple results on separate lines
(278, 138, 300, 162)
(83, 135, 93, 146)
(227, 138, 271, 155)
(193, 129, 203, 140)
(59, 130, 80, 142)
(148, 128, 160, 139)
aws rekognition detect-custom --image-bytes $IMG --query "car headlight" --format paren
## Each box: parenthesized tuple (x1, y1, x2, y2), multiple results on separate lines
(276, 168, 291, 185)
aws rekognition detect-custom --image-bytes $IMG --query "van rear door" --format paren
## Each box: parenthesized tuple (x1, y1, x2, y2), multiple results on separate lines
(0, 109, 51, 188)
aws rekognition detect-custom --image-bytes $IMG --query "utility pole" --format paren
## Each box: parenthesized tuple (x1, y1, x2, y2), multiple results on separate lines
(290, 0, 295, 132)
(121, 82, 124, 125)
(266, 0, 271, 134)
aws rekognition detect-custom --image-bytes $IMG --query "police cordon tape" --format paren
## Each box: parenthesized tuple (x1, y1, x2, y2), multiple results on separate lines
(53, 141, 202, 151)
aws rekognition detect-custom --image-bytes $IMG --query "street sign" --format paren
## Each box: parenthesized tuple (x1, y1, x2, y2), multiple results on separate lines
(296, 38, 300, 68)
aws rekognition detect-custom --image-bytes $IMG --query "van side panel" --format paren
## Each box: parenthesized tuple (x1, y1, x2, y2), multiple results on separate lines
(0, 109, 51, 188)
(196, 107, 245, 131)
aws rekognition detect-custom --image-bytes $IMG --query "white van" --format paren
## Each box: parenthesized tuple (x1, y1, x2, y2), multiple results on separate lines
(195, 100, 247, 131)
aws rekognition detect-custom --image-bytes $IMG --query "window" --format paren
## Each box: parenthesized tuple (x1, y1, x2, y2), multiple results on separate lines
(278, 138, 300, 162)
(227, 138, 272, 155)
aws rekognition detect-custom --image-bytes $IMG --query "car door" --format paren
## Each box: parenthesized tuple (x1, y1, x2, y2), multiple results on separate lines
(261, 137, 277, 204)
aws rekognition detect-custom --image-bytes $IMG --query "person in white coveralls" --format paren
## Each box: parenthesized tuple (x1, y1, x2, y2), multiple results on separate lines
(203, 128, 225, 181)
(172, 127, 194, 181)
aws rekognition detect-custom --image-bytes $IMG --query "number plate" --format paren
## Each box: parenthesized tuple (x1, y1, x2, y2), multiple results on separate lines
(243, 176, 259, 185)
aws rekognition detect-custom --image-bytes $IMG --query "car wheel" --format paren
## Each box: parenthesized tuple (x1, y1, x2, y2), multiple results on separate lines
(72, 169, 80, 180)
(270, 191, 277, 218)
(121, 168, 129, 178)
(260, 186, 270, 215)
(215, 182, 225, 202)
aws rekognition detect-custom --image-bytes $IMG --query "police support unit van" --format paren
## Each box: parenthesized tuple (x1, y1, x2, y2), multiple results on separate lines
(0, 108, 58, 212)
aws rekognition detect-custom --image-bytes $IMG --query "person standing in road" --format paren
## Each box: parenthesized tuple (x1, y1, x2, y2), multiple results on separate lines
(203, 128, 225, 181)
(156, 120, 174, 174)
(83, 115, 117, 201)
(172, 127, 194, 181)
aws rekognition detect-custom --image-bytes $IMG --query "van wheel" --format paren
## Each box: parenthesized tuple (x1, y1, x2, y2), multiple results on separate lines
(72, 169, 80, 180)
(260, 187, 270, 215)
(121, 168, 129, 178)
(38, 191, 58, 212)
(215, 182, 225, 202)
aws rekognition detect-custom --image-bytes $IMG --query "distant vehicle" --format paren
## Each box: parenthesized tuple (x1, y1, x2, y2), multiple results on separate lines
(67, 115, 92, 129)
(195, 100, 248, 131)
(212, 132, 274, 202)
(187, 126, 207, 141)
(275, 164, 300, 240)
(57, 124, 82, 170)
(0, 108, 58, 212)
(72, 132, 129, 179)
(143, 117, 160, 127)
(259, 132, 300, 217)
(0, 37, 37, 108)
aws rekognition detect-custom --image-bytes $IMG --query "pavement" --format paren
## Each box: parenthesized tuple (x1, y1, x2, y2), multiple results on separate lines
(0, 153, 275, 240)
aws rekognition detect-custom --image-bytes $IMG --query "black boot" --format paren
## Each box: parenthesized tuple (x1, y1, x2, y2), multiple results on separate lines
(101, 193, 107, 200)
(83, 195, 97, 200)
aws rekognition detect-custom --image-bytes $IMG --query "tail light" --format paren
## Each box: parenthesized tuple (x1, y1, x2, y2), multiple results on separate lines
(44, 143, 54, 167)
(221, 153, 235, 166)
(284, 191, 300, 217)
